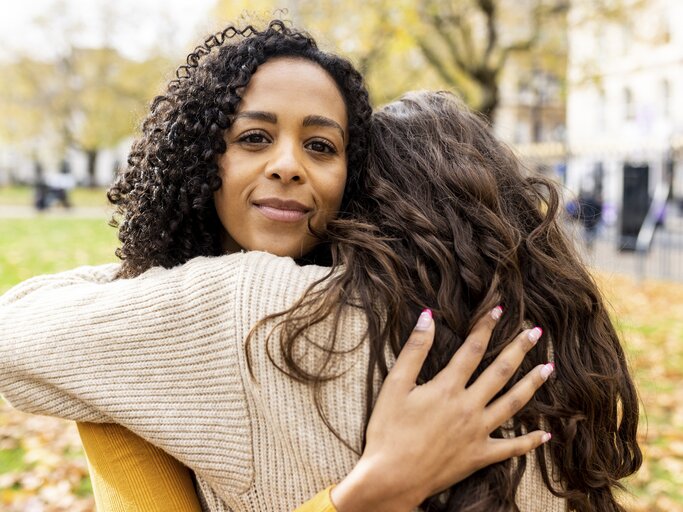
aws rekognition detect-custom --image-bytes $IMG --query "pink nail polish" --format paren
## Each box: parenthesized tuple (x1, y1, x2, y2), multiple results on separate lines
(491, 306, 503, 320)
(540, 362, 554, 380)
(528, 327, 543, 344)
(415, 309, 432, 331)
(542, 432, 552, 443)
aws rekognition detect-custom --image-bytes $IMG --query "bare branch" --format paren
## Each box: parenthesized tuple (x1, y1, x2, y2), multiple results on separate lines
(477, 0, 498, 60)
(426, 11, 473, 73)
(415, 38, 458, 86)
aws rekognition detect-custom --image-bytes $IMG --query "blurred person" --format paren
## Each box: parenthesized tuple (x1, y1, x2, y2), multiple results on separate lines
(0, 28, 641, 512)
(0, 21, 552, 512)
(578, 190, 603, 250)
(34, 164, 75, 211)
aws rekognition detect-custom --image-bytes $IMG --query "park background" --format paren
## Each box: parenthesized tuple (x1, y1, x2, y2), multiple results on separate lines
(1, 0, 682, 510)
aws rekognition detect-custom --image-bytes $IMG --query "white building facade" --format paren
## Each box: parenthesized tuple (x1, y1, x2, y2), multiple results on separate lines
(566, 0, 683, 212)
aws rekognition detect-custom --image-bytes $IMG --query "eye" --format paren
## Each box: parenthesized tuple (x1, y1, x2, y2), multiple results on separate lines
(236, 130, 271, 145)
(306, 138, 337, 155)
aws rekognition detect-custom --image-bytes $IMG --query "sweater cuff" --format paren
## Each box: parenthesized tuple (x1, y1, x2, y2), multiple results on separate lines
(294, 485, 338, 512)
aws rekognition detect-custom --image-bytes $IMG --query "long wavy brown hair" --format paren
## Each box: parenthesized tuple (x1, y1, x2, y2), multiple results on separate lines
(253, 91, 641, 511)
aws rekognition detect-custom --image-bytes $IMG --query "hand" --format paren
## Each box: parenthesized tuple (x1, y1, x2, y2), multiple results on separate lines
(331, 307, 554, 512)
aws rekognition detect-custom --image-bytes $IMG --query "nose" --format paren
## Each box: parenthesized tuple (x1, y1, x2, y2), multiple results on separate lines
(265, 140, 306, 184)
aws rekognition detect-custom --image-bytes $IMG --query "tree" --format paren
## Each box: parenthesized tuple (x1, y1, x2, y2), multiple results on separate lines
(213, 0, 420, 105)
(67, 48, 170, 186)
(0, 0, 176, 186)
(0, 58, 69, 181)
(0, 49, 170, 186)
(414, 0, 570, 121)
(414, 0, 646, 122)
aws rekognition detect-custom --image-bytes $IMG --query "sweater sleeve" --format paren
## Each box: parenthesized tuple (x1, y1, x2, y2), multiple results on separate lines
(293, 487, 338, 512)
(0, 254, 254, 498)
(77, 422, 203, 512)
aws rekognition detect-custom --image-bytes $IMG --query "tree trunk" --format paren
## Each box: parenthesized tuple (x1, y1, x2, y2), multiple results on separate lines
(34, 160, 44, 184)
(479, 83, 499, 123)
(85, 149, 98, 188)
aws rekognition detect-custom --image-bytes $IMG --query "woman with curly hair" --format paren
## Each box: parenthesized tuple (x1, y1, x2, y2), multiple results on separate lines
(0, 21, 639, 512)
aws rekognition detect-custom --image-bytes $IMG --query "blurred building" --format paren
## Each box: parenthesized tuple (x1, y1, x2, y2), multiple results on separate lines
(566, 0, 683, 216)
(497, 65, 566, 146)
(0, 140, 130, 187)
(496, 61, 567, 181)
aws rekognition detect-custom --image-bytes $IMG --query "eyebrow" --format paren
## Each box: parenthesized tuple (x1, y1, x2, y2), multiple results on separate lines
(303, 115, 346, 142)
(234, 111, 277, 123)
(234, 111, 345, 141)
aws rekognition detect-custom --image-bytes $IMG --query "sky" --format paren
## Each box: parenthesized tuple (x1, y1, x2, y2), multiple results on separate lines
(0, 0, 218, 61)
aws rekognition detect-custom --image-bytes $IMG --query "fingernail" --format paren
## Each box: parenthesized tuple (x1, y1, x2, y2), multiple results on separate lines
(415, 309, 432, 331)
(540, 362, 554, 380)
(528, 327, 543, 345)
(491, 305, 503, 321)
(541, 432, 552, 443)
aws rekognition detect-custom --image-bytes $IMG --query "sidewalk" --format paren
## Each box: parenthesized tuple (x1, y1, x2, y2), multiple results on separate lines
(570, 212, 683, 282)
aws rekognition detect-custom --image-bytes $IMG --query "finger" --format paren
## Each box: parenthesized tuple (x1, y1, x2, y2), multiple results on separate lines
(468, 326, 543, 402)
(483, 362, 554, 431)
(436, 305, 503, 387)
(385, 309, 435, 391)
(485, 430, 552, 463)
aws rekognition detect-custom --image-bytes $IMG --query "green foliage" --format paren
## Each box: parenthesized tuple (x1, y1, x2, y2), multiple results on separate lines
(0, 447, 27, 474)
(74, 476, 93, 498)
(0, 49, 170, 171)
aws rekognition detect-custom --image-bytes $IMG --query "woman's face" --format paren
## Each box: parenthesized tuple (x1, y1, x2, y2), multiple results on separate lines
(214, 57, 348, 258)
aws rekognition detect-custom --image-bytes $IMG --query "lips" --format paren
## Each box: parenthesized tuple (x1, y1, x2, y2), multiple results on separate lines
(252, 197, 312, 223)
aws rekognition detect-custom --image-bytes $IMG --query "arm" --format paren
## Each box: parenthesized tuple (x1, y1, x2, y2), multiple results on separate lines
(80, 421, 339, 512)
(2, 259, 554, 510)
(77, 422, 202, 512)
(0, 254, 252, 500)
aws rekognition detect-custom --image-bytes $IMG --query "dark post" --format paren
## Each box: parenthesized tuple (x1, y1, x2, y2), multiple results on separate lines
(619, 163, 650, 251)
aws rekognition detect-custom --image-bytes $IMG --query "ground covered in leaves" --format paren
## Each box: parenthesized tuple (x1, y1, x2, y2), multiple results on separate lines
(599, 274, 683, 511)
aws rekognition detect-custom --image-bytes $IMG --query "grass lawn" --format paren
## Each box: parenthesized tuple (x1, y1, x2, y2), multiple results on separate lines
(0, 186, 110, 208)
(0, 216, 681, 511)
(0, 218, 119, 293)
(0, 216, 117, 511)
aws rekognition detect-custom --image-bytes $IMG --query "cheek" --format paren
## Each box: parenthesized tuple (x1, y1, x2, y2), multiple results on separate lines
(318, 164, 348, 214)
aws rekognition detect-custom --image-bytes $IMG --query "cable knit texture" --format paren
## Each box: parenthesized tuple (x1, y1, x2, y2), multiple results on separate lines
(0, 251, 566, 511)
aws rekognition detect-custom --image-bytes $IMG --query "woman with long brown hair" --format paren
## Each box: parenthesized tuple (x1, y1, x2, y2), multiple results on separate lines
(319, 90, 641, 510)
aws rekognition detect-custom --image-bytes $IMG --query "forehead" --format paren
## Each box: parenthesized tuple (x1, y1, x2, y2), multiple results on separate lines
(236, 57, 347, 129)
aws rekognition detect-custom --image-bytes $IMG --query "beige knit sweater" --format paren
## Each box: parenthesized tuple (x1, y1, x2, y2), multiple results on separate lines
(0, 251, 566, 511)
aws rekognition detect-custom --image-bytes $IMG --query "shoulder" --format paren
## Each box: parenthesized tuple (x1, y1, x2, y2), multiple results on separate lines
(139, 251, 329, 283)
(237, 251, 332, 282)
(234, 251, 333, 311)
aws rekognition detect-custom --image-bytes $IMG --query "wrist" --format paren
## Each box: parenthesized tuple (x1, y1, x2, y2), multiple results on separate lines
(330, 457, 422, 512)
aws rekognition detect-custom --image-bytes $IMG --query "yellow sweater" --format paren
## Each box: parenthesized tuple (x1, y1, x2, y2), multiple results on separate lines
(78, 422, 335, 511)
(0, 252, 565, 511)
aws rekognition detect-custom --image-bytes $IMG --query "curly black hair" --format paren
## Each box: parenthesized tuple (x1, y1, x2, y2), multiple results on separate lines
(108, 20, 372, 278)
